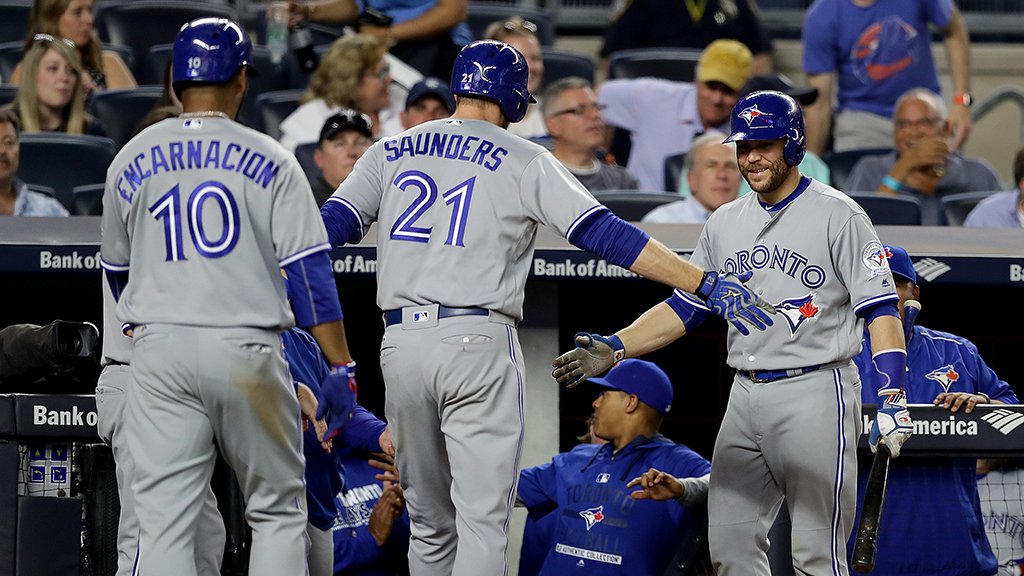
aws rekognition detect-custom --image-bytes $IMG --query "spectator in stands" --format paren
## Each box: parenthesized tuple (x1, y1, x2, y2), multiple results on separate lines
(400, 77, 455, 129)
(279, 35, 393, 152)
(845, 88, 1001, 225)
(517, 359, 711, 575)
(484, 17, 546, 139)
(12, 0, 136, 94)
(0, 109, 68, 216)
(285, 0, 471, 79)
(598, 39, 753, 192)
(333, 451, 411, 575)
(802, 0, 972, 155)
(850, 244, 1018, 576)
(311, 110, 373, 207)
(643, 131, 737, 223)
(6, 34, 103, 136)
(541, 77, 637, 192)
(964, 146, 1024, 228)
(600, 0, 773, 76)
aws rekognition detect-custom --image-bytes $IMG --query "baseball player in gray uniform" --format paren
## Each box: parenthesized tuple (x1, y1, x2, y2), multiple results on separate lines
(320, 40, 775, 576)
(100, 18, 359, 576)
(94, 277, 225, 576)
(553, 90, 915, 576)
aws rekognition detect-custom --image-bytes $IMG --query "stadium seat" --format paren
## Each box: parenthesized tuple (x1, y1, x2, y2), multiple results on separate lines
(96, 0, 238, 80)
(0, 84, 16, 107)
(254, 89, 304, 140)
(16, 134, 117, 212)
(294, 142, 320, 187)
(939, 190, 999, 226)
(593, 190, 680, 221)
(465, 4, 556, 46)
(848, 193, 922, 226)
(144, 43, 292, 128)
(664, 152, 687, 193)
(71, 183, 105, 216)
(823, 147, 893, 191)
(0, 1, 31, 45)
(541, 49, 596, 87)
(607, 48, 703, 82)
(87, 86, 165, 149)
(0, 42, 22, 84)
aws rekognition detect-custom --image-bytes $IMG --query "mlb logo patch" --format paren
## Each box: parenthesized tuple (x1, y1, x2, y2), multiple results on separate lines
(183, 119, 203, 129)
(413, 311, 430, 322)
(596, 473, 610, 484)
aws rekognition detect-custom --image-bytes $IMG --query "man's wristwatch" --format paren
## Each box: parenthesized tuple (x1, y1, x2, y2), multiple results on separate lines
(953, 92, 973, 108)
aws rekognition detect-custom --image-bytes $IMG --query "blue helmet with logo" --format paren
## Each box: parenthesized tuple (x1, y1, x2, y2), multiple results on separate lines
(724, 90, 806, 167)
(172, 18, 256, 98)
(451, 40, 536, 123)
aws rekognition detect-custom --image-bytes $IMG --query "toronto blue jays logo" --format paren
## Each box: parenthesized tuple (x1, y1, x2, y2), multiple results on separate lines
(861, 241, 893, 279)
(473, 62, 496, 82)
(774, 292, 820, 335)
(579, 506, 605, 531)
(926, 364, 960, 393)
(738, 105, 773, 128)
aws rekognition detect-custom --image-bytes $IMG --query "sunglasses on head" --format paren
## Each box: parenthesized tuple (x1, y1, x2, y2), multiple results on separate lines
(502, 19, 537, 34)
(34, 33, 76, 49)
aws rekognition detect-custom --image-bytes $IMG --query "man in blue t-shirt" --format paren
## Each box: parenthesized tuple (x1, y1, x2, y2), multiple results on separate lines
(850, 245, 1019, 576)
(517, 359, 711, 575)
(802, 0, 973, 155)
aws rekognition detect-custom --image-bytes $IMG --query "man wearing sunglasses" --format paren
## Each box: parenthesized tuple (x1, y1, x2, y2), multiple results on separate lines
(542, 77, 637, 193)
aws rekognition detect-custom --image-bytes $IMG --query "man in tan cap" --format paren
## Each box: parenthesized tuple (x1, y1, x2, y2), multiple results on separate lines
(597, 39, 753, 192)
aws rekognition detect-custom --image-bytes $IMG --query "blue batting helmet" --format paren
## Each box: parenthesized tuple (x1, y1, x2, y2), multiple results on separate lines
(172, 18, 256, 97)
(451, 40, 536, 123)
(723, 90, 806, 167)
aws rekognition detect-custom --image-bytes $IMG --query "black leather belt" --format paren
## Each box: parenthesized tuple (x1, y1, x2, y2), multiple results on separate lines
(384, 305, 489, 327)
(742, 365, 822, 383)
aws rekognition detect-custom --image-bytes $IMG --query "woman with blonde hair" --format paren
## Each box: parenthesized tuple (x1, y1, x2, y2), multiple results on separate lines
(12, 0, 136, 94)
(7, 34, 102, 135)
(484, 16, 547, 139)
(279, 34, 393, 152)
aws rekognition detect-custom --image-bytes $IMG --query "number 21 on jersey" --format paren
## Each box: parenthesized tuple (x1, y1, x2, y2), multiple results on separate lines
(149, 180, 240, 261)
(390, 170, 474, 247)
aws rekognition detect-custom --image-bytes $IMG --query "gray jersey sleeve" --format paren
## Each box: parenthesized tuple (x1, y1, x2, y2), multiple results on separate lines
(327, 142, 386, 239)
(830, 211, 898, 313)
(519, 153, 602, 237)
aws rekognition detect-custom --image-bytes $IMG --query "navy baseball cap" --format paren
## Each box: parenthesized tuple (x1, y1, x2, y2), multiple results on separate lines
(318, 109, 373, 144)
(588, 359, 674, 415)
(884, 244, 917, 284)
(406, 77, 456, 113)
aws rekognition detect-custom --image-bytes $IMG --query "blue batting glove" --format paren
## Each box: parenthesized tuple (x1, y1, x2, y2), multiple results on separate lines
(696, 270, 776, 335)
(316, 361, 358, 441)
(869, 389, 913, 458)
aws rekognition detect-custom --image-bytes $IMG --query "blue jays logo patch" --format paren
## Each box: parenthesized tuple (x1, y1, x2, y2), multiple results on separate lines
(579, 506, 605, 531)
(861, 241, 893, 279)
(775, 292, 820, 336)
(926, 364, 960, 393)
(738, 105, 773, 128)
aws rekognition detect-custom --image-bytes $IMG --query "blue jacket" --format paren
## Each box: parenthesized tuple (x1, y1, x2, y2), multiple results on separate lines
(851, 325, 1019, 576)
(518, 435, 711, 575)
(332, 449, 411, 575)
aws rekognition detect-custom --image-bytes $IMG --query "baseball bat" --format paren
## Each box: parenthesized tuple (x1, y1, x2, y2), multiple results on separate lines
(851, 442, 892, 573)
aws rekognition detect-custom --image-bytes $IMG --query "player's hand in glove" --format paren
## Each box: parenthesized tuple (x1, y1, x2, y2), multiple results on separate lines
(695, 270, 776, 336)
(869, 389, 913, 458)
(316, 361, 358, 442)
(551, 332, 625, 388)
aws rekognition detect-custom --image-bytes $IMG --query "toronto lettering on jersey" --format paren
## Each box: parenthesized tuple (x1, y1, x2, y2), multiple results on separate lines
(984, 509, 1024, 547)
(33, 404, 98, 427)
(115, 139, 281, 202)
(382, 132, 508, 171)
(39, 250, 101, 270)
(721, 244, 826, 290)
(532, 258, 637, 278)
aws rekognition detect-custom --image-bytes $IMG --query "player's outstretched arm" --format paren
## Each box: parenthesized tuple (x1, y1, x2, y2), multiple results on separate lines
(552, 303, 684, 387)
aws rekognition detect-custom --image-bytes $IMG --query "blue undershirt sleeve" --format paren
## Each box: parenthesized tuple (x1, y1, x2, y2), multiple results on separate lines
(321, 198, 364, 247)
(103, 268, 129, 302)
(567, 210, 650, 270)
(283, 250, 343, 328)
(665, 289, 711, 332)
(859, 300, 899, 325)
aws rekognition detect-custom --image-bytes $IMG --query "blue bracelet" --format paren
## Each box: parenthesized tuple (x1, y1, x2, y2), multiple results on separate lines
(882, 175, 904, 193)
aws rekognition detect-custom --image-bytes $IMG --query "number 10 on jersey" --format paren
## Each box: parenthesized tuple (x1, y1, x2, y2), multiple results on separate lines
(390, 170, 475, 247)
(149, 181, 241, 261)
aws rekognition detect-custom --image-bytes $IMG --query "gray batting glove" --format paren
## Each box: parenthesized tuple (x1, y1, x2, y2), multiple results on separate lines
(551, 332, 625, 388)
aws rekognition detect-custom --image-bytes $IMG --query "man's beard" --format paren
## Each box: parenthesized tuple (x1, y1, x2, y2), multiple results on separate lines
(743, 156, 790, 194)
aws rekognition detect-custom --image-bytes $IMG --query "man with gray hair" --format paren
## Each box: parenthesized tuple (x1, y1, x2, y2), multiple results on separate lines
(643, 130, 740, 223)
(0, 109, 68, 216)
(542, 77, 637, 192)
(846, 87, 1001, 224)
